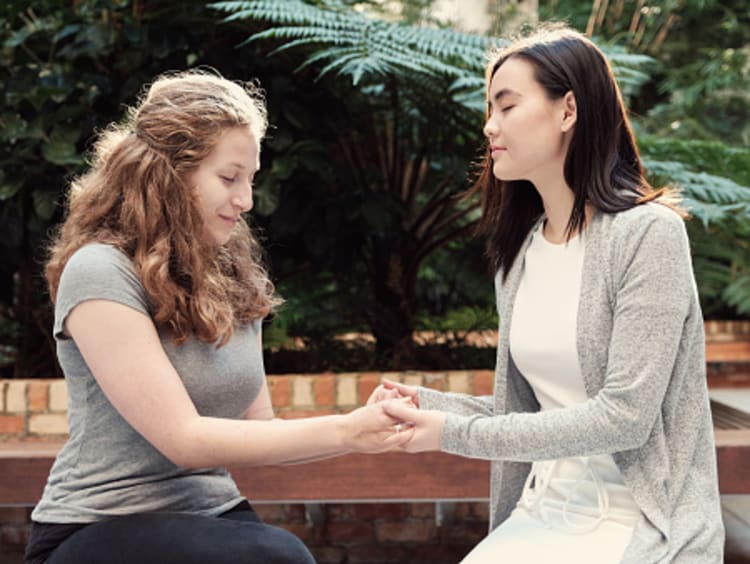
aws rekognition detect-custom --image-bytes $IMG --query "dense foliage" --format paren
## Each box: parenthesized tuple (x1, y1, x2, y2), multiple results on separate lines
(0, 1, 276, 376)
(1, 0, 748, 376)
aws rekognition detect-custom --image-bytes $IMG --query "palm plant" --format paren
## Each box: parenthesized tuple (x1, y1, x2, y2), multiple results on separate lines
(211, 0, 750, 361)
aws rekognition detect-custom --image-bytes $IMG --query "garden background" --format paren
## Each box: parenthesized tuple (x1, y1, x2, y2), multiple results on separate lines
(1, 0, 750, 379)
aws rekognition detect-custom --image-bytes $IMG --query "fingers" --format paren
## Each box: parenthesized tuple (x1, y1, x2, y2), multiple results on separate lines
(382, 397, 421, 423)
(382, 379, 420, 407)
(366, 384, 400, 406)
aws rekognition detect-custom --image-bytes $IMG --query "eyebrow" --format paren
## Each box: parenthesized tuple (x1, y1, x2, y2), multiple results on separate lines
(491, 88, 521, 102)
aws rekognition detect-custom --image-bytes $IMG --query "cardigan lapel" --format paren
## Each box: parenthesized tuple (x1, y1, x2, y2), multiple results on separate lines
(493, 215, 544, 414)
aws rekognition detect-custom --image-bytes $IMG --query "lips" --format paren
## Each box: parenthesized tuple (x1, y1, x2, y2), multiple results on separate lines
(490, 145, 506, 154)
(219, 214, 239, 227)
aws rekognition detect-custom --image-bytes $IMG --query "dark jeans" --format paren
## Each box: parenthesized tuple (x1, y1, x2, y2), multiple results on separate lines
(29, 503, 315, 564)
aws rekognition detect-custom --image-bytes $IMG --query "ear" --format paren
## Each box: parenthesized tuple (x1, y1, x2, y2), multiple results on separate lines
(561, 90, 577, 132)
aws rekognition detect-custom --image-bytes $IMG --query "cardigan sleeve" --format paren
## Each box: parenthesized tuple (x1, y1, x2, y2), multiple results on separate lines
(438, 209, 696, 461)
(419, 387, 494, 416)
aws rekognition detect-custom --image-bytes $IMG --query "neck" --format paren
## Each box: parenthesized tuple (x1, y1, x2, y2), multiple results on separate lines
(530, 175, 576, 243)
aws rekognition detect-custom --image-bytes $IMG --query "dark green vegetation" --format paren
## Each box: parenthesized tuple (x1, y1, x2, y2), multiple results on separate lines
(1, 0, 748, 375)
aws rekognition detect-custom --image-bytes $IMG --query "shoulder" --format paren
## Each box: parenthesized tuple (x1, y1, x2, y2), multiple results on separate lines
(66, 242, 133, 269)
(597, 202, 688, 256)
(608, 202, 685, 236)
(63, 243, 138, 284)
(58, 243, 147, 309)
(595, 203, 694, 295)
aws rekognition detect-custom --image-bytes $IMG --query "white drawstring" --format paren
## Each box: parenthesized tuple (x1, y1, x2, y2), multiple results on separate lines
(519, 457, 615, 534)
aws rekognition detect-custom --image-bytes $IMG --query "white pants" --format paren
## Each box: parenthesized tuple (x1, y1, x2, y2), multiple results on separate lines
(461, 505, 635, 564)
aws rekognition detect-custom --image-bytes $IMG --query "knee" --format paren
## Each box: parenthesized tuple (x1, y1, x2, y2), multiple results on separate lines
(252, 525, 315, 564)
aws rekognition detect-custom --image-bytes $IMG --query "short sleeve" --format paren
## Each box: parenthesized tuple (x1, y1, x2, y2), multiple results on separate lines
(54, 243, 150, 339)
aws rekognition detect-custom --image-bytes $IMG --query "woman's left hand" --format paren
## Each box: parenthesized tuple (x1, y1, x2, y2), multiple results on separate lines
(381, 399, 445, 453)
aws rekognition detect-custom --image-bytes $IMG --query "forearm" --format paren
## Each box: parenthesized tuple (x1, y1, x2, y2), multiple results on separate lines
(173, 413, 350, 468)
(419, 387, 494, 417)
(440, 398, 641, 462)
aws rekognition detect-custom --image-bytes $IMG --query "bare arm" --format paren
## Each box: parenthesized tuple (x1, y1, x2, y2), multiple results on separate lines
(244, 327, 354, 464)
(66, 300, 407, 469)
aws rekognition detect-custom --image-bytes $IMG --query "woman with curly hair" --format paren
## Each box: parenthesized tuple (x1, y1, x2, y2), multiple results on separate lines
(26, 70, 410, 564)
(377, 24, 724, 563)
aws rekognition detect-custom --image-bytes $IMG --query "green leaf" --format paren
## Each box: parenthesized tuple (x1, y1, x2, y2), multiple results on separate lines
(41, 127, 82, 165)
(0, 171, 23, 201)
(32, 190, 59, 220)
(0, 114, 28, 140)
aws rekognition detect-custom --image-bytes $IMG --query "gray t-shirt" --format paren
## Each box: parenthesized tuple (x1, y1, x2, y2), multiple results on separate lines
(32, 243, 264, 523)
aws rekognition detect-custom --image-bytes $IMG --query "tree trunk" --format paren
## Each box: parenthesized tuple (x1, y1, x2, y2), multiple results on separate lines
(364, 242, 418, 368)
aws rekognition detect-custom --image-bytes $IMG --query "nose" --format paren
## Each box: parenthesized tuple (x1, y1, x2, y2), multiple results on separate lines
(483, 114, 499, 140)
(232, 183, 253, 212)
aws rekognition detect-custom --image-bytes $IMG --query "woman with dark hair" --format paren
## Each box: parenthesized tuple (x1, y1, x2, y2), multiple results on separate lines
(376, 24, 724, 562)
(26, 70, 411, 564)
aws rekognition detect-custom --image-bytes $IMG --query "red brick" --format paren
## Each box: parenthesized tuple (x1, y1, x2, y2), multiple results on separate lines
(409, 503, 435, 519)
(347, 543, 408, 563)
(448, 521, 488, 544)
(471, 501, 490, 521)
(325, 521, 374, 544)
(278, 522, 310, 542)
(253, 504, 285, 523)
(423, 374, 446, 391)
(284, 503, 307, 521)
(454, 502, 471, 519)
(410, 543, 474, 564)
(314, 374, 335, 407)
(0, 507, 30, 525)
(0, 524, 31, 548)
(376, 519, 435, 542)
(472, 370, 494, 395)
(351, 503, 408, 520)
(310, 546, 346, 564)
(269, 376, 291, 408)
(27, 381, 49, 412)
(357, 373, 381, 405)
(325, 504, 349, 519)
(0, 415, 24, 434)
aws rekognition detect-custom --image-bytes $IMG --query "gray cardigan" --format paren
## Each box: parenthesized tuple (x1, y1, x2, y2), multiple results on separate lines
(419, 203, 724, 562)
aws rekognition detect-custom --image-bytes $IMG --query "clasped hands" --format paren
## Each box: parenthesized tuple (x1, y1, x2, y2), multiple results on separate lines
(344, 379, 445, 454)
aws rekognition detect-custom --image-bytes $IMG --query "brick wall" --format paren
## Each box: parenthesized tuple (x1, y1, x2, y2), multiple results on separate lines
(0, 371, 494, 439)
(0, 371, 494, 563)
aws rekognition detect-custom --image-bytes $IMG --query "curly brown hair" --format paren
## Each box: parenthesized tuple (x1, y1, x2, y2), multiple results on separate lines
(46, 70, 281, 346)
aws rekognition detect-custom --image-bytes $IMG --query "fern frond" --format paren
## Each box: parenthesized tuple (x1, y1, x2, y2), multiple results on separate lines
(643, 158, 750, 225)
(213, 0, 655, 113)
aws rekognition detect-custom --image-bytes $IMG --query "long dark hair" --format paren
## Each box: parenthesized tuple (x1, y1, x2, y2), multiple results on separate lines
(470, 24, 682, 279)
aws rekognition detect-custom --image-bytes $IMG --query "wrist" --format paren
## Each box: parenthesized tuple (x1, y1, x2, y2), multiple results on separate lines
(334, 413, 352, 451)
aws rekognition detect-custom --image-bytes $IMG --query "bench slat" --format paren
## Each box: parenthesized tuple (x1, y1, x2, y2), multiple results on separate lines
(705, 341, 750, 363)
(1, 431, 747, 505)
(0, 450, 488, 506)
(711, 400, 750, 430)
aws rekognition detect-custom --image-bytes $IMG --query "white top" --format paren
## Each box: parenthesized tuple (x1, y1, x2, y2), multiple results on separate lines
(509, 221, 639, 529)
